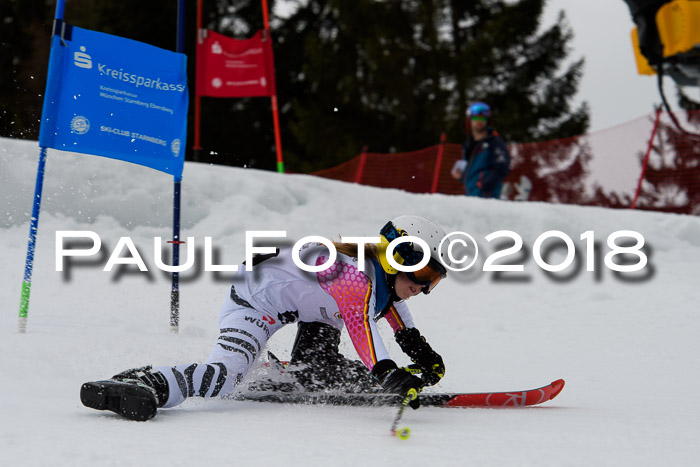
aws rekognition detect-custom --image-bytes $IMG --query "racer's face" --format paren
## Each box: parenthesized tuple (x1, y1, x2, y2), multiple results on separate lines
(394, 272, 426, 300)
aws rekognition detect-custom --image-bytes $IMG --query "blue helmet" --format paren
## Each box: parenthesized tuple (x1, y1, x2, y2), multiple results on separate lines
(467, 102, 491, 117)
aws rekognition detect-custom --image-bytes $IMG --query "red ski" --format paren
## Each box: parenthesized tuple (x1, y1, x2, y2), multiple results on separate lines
(237, 379, 565, 408)
(437, 379, 565, 407)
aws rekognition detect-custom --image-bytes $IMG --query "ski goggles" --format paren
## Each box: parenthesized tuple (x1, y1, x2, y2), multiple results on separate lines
(406, 257, 446, 295)
(471, 115, 488, 122)
(468, 102, 491, 117)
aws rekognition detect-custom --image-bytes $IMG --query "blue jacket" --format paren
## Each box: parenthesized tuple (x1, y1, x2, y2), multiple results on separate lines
(461, 130, 510, 198)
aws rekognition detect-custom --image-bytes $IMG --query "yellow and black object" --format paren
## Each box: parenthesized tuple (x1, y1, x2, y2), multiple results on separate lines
(626, 0, 700, 86)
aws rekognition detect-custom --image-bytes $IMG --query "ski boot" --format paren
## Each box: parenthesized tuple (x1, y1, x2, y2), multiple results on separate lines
(80, 366, 169, 421)
(244, 352, 304, 393)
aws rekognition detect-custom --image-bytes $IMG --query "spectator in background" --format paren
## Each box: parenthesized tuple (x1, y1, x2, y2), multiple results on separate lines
(451, 102, 511, 199)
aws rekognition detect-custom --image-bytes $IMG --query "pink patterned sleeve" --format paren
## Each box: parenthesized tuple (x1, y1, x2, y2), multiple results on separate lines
(316, 257, 383, 370)
(384, 306, 407, 334)
(384, 301, 415, 334)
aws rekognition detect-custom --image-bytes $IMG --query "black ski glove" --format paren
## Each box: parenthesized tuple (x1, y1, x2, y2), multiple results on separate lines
(371, 359, 424, 410)
(395, 328, 445, 386)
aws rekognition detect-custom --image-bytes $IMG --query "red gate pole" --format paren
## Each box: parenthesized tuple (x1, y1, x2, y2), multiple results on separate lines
(261, 0, 285, 173)
(193, 0, 203, 162)
(430, 133, 447, 193)
(631, 107, 662, 210)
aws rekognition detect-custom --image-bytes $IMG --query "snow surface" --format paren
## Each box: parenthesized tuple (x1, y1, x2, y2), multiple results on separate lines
(2, 137, 700, 466)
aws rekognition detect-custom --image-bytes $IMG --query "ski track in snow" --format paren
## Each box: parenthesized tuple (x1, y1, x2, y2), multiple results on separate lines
(1, 138, 700, 466)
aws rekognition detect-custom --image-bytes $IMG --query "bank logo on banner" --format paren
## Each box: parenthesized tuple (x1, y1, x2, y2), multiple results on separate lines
(39, 22, 189, 178)
(74, 46, 92, 69)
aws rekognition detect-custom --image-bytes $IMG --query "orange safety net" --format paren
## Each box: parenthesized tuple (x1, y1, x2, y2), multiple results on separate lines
(310, 110, 700, 215)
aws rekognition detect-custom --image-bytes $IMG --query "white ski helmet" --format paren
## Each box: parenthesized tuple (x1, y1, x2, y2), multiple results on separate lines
(377, 215, 450, 294)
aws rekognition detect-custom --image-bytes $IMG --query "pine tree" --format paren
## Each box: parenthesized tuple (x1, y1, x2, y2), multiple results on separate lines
(0, 0, 52, 139)
(272, 0, 452, 172)
(274, 0, 589, 172)
(442, 0, 589, 143)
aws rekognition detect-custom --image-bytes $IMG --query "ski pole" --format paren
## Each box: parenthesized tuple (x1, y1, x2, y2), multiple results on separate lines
(390, 390, 417, 440)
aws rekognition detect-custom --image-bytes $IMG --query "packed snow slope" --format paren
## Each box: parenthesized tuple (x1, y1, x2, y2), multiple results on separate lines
(2, 137, 700, 467)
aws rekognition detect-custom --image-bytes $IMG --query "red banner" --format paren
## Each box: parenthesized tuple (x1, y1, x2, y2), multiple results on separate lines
(196, 29, 277, 98)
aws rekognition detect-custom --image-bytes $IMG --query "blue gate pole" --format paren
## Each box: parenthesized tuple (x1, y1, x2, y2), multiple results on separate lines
(18, 149, 48, 333)
(18, 0, 66, 333)
(170, 177, 182, 333)
(170, 0, 186, 333)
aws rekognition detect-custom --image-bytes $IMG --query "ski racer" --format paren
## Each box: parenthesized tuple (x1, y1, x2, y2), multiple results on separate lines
(80, 215, 451, 421)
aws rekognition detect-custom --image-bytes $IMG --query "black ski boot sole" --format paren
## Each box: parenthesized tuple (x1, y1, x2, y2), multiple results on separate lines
(80, 381, 158, 421)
